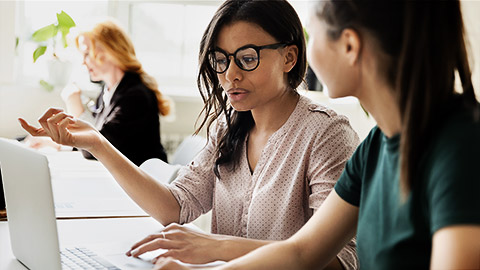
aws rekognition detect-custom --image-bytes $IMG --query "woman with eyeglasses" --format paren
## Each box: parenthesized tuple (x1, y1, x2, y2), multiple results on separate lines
(153, 0, 480, 269)
(19, 0, 359, 268)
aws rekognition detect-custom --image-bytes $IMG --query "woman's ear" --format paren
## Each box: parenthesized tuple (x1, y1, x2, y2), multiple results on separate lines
(340, 28, 361, 66)
(283, 45, 298, 73)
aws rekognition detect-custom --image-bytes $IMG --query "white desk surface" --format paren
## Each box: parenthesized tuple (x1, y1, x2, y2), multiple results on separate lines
(0, 150, 221, 269)
(0, 217, 162, 270)
(47, 151, 148, 218)
(1, 150, 155, 269)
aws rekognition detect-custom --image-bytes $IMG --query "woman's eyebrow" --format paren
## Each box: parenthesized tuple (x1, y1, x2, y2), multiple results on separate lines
(214, 43, 258, 53)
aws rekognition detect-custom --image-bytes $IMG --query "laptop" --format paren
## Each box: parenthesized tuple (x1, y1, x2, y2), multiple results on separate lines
(0, 138, 158, 270)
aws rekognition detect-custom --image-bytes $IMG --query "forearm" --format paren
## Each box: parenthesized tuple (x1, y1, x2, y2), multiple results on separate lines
(216, 239, 305, 270)
(216, 238, 343, 270)
(89, 136, 181, 224)
(431, 225, 480, 269)
(65, 93, 85, 117)
(214, 191, 358, 270)
(216, 236, 273, 262)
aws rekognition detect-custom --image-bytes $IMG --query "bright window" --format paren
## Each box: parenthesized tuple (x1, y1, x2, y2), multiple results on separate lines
(129, 2, 219, 96)
(17, 1, 108, 85)
(13, 0, 311, 95)
(128, 1, 310, 96)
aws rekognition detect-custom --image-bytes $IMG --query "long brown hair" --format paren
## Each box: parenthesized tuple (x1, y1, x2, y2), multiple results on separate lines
(196, 0, 307, 178)
(76, 20, 170, 116)
(316, 1, 477, 195)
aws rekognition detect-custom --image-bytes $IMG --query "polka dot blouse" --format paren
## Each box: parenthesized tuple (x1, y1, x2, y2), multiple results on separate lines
(168, 95, 360, 269)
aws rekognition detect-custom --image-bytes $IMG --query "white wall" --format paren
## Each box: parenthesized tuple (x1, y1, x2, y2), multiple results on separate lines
(462, 1, 480, 98)
(1, 1, 480, 143)
(0, 1, 16, 84)
(0, 84, 65, 139)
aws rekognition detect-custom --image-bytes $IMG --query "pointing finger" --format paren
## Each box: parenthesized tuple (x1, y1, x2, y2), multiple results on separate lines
(18, 118, 47, 137)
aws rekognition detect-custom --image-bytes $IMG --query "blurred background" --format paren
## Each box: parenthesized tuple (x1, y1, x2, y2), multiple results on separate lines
(1, 0, 479, 157)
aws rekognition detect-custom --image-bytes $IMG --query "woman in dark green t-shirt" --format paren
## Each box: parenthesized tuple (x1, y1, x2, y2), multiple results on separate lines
(150, 0, 480, 269)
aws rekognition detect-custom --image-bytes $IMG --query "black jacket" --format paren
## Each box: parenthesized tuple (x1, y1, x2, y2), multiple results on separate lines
(82, 72, 168, 165)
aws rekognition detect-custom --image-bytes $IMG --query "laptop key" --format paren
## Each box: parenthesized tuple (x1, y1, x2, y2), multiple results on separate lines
(91, 256, 120, 270)
(60, 247, 120, 270)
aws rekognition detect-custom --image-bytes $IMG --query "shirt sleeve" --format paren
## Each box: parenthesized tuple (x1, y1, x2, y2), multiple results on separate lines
(334, 127, 377, 207)
(426, 122, 480, 233)
(166, 123, 221, 224)
(307, 116, 361, 270)
(308, 115, 360, 210)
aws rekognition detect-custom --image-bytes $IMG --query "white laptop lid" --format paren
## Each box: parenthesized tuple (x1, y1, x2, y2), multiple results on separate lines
(0, 138, 62, 270)
(0, 139, 158, 270)
(0, 138, 224, 269)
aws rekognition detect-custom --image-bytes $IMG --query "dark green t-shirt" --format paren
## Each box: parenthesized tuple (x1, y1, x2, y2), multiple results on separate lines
(335, 109, 480, 269)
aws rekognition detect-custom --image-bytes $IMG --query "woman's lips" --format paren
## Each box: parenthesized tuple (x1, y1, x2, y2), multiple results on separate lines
(226, 88, 249, 102)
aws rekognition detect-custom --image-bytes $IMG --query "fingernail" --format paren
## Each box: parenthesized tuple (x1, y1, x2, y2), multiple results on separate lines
(130, 249, 138, 256)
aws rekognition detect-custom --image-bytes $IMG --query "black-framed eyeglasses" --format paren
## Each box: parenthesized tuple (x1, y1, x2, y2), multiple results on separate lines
(208, 42, 288, 74)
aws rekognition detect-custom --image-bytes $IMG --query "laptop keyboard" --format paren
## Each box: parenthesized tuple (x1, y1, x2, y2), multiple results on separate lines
(60, 247, 120, 270)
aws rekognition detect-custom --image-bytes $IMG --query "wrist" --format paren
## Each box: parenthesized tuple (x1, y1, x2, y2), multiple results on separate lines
(84, 132, 107, 158)
(216, 236, 234, 261)
(65, 92, 81, 105)
(215, 235, 258, 262)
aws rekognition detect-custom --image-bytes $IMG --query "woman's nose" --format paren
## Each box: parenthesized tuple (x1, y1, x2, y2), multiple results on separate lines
(224, 58, 242, 82)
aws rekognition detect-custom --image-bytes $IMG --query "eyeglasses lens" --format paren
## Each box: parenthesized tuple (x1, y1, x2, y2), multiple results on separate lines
(210, 47, 259, 73)
(236, 48, 258, 71)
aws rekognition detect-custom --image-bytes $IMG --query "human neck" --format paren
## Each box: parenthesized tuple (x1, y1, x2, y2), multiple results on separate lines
(104, 66, 125, 90)
(250, 90, 299, 135)
(358, 79, 402, 138)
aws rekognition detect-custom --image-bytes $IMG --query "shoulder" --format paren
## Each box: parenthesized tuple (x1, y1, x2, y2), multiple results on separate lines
(426, 108, 480, 177)
(116, 73, 156, 101)
(299, 94, 341, 120)
(434, 108, 480, 148)
(207, 115, 228, 144)
(423, 107, 480, 231)
(296, 95, 359, 140)
(123, 73, 151, 93)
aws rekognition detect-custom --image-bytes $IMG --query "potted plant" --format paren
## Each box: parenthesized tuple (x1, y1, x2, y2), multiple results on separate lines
(31, 10, 76, 91)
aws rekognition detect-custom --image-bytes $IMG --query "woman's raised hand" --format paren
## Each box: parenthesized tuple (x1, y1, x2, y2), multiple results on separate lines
(18, 107, 101, 152)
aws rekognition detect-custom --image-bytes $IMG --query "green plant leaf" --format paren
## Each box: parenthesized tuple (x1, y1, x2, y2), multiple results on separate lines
(32, 24, 58, 42)
(303, 27, 309, 43)
(57, 11, 76, 48)
(33, 46, 47, 62)
(39, 80, 54, 92)
(57, 11, 76, 29)
(15, 37, 19, 55)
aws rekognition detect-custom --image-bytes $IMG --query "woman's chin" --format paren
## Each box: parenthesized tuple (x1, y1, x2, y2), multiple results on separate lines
(230, 104, 250, 112)
(89, 75, 101, 82)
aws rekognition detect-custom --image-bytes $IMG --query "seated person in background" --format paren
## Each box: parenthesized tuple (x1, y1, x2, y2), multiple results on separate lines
(19, 1, 359, 269)
(28, 20, 170, 166)
(151, 0, 480, 269)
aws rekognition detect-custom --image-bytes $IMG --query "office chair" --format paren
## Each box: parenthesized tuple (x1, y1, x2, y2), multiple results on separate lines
(170, 135, 207, 166)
